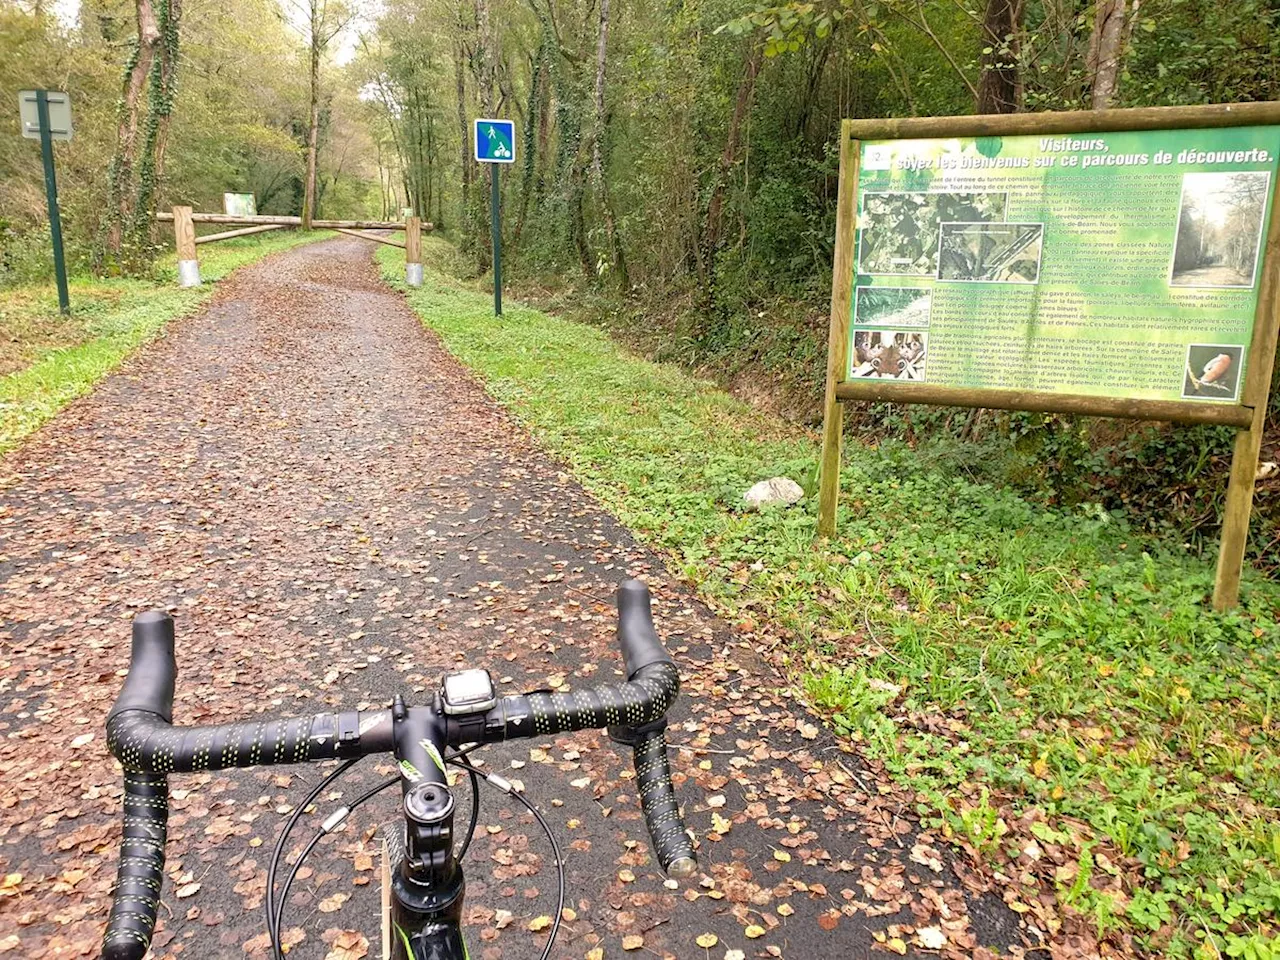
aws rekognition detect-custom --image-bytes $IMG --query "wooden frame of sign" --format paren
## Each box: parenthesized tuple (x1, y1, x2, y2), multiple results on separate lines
(817, 101, 1280, 610)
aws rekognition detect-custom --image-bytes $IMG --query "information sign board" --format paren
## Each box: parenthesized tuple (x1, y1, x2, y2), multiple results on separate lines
(848, 127, 1280, 405)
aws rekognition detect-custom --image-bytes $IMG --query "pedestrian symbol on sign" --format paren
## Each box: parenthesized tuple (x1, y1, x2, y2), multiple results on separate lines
(474, 118, 515, 164)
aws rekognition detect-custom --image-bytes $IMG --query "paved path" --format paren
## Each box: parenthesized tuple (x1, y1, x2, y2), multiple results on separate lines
(0, 239, 1034, 959)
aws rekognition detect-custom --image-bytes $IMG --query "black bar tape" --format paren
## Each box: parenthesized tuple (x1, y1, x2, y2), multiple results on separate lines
(632, 730, 696, 874)
(516, 662, 680, 740)
(109, 611, 177, 723)
(101, 772, 168, 960)
(107, 711, 336, 774)
(616, 580, 672, 678)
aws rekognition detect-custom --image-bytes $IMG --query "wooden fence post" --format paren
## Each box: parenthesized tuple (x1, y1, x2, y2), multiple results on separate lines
(817, 122, 860, 538)
(405, 216, 423, 287)
(174, 205, 200, 287)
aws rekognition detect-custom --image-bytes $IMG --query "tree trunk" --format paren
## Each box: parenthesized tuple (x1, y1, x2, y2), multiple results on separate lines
(474, 0, 495, 112)
(514, 40, 547, 244)
(976, 0, 1023, 114)
(138, 0, 181, 226)
(454, 36, 471, 233)
(591, 0, 628, 290)
(302, 0, 321, 229)
(702, 44, 763, 272)
(105, 0, 161, 257)
(1088, 0, 1128, 109)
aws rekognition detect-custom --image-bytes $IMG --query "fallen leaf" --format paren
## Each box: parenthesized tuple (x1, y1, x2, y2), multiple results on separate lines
(695, 933, 718, 948)
(318, 892, 349, 913)
(622, 934, 644, 950)
(324, 930, 369, 960)
(916, 926, 947, 950)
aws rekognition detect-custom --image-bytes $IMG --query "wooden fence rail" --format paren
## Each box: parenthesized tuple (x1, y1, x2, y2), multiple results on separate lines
(194, 223, 285, 245)
(161, 206, 425, 289)
(333, 227, 405, 248)
(156, 212, 425, 230)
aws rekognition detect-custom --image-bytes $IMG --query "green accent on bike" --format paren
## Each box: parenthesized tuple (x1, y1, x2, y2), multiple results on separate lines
(419, 739, 446, 773)
(394, 922, 413, 957)
(398, 759, 422, 782)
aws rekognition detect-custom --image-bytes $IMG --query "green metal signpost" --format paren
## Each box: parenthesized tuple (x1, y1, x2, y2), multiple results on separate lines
(19, 90, 73, 315)
(474, 118, 516, 316)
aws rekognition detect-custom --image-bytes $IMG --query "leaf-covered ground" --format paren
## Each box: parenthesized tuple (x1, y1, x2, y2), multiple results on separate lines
(0, 238, 1035, 959)
(0, 230, 326, 455)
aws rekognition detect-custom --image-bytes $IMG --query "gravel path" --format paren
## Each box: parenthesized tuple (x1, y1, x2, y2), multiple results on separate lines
(0, 238, 1035, 959)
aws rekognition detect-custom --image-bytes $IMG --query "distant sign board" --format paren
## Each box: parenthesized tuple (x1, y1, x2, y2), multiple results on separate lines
(224, 193, 257, 217)
(19, 90, 72, 141)
(474, 119, 515, 163)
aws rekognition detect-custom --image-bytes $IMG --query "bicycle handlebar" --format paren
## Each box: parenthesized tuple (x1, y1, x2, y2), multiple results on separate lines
(101, 580, 696, 960)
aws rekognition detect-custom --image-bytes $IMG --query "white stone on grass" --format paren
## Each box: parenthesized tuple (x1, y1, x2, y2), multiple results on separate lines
(743, 477, 804, 509)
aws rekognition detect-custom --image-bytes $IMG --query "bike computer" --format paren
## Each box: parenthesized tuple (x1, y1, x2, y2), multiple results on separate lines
(440, 669, 497, 715)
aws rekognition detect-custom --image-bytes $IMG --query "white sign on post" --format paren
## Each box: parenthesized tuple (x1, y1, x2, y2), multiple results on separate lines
(18, 90, 73, 141)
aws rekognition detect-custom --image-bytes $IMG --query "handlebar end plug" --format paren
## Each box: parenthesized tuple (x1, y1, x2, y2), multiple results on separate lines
(667, 856, 697, 880)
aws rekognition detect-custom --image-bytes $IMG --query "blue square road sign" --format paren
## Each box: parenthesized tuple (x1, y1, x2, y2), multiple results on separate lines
(474, 118, 515, 163)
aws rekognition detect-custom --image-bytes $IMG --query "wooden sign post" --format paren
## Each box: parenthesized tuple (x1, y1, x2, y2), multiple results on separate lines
(817, 102, 1280, 610)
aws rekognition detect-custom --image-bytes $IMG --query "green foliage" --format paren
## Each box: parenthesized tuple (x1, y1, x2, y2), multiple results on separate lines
(383, 238, 1280, 956)
(2, 0, 377, 285)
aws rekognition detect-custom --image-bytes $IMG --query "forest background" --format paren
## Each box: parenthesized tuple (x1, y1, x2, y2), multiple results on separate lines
(3, 0, 1279, 566)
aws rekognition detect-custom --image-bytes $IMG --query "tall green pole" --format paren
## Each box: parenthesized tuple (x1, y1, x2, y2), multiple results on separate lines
(36, 90, 70, 316)
(490, 165, 502, 316)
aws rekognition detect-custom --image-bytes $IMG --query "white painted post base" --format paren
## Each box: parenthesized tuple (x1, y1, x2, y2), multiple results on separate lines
(178, 260, 201, 288)
(406, 263, 423, 287)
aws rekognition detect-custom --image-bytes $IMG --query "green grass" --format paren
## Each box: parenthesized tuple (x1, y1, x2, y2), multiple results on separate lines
(380, 240, 1279, 957)
(0, 230, 325, 454)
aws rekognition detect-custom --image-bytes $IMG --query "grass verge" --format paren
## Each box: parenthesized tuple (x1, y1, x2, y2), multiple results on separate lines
(0, 230, 325, 454)
(380, 239, 1280, 958)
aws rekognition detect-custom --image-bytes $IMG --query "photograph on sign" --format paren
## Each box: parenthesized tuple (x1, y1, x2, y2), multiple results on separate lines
(937, 222, 1043, 283)
(847, 124, 1280, 403)
(1170, 171, 1269, 288)
(853, 286, 932, 328)
(223, 193, 257, 217)
(1182, 343, 1244, 401)
(857, 191, 1006, 276)
(850, 329, 927, 380)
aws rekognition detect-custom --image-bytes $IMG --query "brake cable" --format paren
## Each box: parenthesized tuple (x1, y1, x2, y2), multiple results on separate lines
(449, 756, 567, 960)
(267, 746, 485, 959)
(268, 750, 564, 960)
(265, 757, 361, 959)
